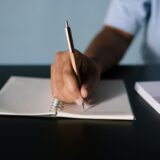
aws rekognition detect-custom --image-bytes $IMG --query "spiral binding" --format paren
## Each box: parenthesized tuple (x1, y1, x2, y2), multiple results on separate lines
(50, 99, 64, 113)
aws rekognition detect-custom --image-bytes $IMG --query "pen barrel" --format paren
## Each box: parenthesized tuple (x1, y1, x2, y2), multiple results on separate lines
(65, 27, 75, 53)
(69, 52, 81, 85)
(64, 20, 84, 109)
(65, 26, 81, 85)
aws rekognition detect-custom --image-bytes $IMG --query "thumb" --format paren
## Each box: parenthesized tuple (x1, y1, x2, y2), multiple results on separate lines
(80, 84, 90, 99)
(80, 83, 94, 105)
(80, 74, 99, 104)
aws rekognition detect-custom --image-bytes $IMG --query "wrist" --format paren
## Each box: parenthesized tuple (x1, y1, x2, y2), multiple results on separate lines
(84, 53, 103, 76)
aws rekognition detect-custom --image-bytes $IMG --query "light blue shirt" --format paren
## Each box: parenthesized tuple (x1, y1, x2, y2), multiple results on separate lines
(104, 0, 160, 64)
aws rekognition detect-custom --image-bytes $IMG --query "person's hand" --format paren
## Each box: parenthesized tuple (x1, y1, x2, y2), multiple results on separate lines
(51, 50, 101, 105)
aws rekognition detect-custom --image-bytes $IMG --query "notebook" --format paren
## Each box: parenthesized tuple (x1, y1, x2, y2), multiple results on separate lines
(135, 81, 160, 114)
(0, 76, 134, 120)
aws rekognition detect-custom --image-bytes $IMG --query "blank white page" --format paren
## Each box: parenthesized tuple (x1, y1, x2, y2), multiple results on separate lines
(136, 81, 160, 97)
(0, 76, 53, 115)
(58, 80, 134, 120)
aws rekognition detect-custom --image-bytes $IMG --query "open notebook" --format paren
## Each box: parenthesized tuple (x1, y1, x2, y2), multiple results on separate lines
(0, 76, 134, 120)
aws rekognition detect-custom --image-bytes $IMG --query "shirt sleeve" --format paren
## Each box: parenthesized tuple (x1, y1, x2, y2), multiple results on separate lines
(104, 0, 150, 35)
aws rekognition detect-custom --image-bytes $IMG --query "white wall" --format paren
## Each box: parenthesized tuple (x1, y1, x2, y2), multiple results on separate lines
(0, 0, 144, 65)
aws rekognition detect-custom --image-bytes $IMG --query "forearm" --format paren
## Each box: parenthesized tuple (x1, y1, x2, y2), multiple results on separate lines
(85, 26, 133, 74)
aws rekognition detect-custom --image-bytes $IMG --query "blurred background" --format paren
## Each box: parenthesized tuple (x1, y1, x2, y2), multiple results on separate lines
(0, 0, 145, 65)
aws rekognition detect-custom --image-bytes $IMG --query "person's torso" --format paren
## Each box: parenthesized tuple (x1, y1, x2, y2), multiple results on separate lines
(143, 0, 160, 63)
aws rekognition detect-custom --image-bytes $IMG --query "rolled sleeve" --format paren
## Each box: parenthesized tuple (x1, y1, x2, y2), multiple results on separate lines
(104, 0, 150, 35)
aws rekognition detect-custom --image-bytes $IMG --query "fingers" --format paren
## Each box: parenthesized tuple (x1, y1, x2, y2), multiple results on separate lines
(63, 66, 83, 104)
(80, 79, 97, 105)
(81, 84, 91, 98)
(51, 63, 67, 101)
(51, 51, 83, 104)
(51, 50, 100, 105)
(80, 58, 101, 103)
(80, 75, 97, 101)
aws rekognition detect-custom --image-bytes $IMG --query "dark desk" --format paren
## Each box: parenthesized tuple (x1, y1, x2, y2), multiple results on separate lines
(0, 65, 160, 160)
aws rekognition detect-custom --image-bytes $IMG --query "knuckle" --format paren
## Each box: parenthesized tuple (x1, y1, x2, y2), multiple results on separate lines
(63, 69, 72, 77)
(56, 80, 63, 89)
(63, 64, 73, 75)
(63, 70, 75, 82)
(71, 85, 79, 94)
(55, 51, 64, 61)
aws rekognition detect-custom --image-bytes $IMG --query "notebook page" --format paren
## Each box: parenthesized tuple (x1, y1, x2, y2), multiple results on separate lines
(155, 97, 160, 104)
(135, 81, 160, 114)
(0, 77, 53, 116)
(137, 81, 160, 97)
(58, 80, 134, 120)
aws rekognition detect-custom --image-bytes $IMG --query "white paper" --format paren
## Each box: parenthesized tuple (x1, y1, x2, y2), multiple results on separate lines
(0, 77, 53, 115)
(58, 80, 134, 120)
(0, 76, 134, 120)
(135, 81, 160, 114)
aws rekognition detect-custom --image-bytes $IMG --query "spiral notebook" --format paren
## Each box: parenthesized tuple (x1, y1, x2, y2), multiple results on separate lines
(0, 76, 134, 120)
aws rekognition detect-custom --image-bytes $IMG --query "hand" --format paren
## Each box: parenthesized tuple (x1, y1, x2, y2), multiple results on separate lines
(51, 50, 101, 105)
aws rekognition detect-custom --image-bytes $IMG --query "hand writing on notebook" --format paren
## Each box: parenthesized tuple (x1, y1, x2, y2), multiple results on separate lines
(51, 50, 100, 105)
(51, 24, 132, 106)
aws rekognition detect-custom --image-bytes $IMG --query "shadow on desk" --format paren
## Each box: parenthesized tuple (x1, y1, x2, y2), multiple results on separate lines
(55, 119, 135, 160)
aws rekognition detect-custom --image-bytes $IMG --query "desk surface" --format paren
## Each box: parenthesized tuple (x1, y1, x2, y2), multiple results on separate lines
(0, 65, 160, 160)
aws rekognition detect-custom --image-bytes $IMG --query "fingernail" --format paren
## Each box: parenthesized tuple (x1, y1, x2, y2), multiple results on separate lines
(75, 98, 83, 106)
(82, 89, 88, 98)
(81, 85, 88, 98)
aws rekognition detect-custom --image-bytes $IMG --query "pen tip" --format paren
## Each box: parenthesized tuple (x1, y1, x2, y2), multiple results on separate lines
(65, 20, 69, 27)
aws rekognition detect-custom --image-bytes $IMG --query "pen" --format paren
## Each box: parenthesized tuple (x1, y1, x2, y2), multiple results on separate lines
(64, 20, 84, 110)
